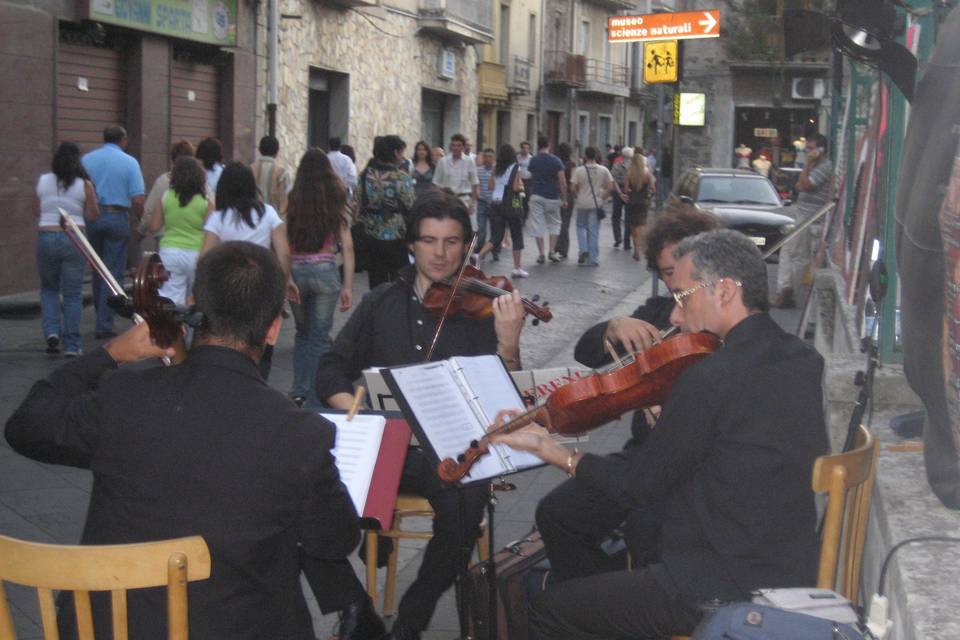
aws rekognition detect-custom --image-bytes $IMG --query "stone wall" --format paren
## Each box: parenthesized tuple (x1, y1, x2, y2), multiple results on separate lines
(269, 2, 479, 167)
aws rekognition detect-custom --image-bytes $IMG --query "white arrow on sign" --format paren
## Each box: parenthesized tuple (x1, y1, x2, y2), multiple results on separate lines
(698, 11, 717, 34)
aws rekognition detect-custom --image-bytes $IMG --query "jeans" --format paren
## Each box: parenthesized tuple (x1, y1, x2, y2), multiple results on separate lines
(476, 200, 491, 249)
(576, 208, 600, 265)
(290, 261, 341, 407)
(86, 210, 130, 333)
(37, 231, 86, 352)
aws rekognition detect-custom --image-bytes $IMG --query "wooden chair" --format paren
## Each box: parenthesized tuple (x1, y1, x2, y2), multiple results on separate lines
(365, 493, 489, 616)
(0, 534, 211, 640)
(671, 425, 879, 640)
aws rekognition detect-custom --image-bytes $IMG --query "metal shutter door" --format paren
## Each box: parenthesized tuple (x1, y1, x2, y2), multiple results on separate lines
(170, 55, 220, 146)
(57, 42, 126, 152)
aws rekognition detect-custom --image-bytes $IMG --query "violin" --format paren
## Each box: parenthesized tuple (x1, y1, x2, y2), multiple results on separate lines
(436, 331, 720, 483)
(59, 209, 188, 364)
(422, 264, 553, 324)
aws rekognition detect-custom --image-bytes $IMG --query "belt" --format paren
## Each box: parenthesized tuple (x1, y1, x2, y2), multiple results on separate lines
(102, 205, 129, 212)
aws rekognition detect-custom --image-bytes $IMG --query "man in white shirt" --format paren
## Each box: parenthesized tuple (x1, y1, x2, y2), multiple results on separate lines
(463, 137, 477, 165)
(327, 137, 358, 193)
(433, 133, 479, 221)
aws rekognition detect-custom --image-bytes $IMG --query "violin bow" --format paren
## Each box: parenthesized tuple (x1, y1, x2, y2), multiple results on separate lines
(59, 208, 172, 366)
(424, 231, 480, 362)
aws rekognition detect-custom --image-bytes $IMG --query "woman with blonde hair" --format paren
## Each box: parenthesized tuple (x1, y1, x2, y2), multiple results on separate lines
(624, 151, 656, 260)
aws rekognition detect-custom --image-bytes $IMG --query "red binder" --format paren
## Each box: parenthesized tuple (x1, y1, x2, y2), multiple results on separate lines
(360, 417, 412, 530)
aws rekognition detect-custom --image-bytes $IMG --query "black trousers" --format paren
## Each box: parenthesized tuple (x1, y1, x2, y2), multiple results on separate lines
(300, 448, 488, 631)
(530, 566, 701, 639)
(366, 237, 410, 290)
(535, 454, 661, 582)
(555, 203, 573, 257)
(611, 196, 625, 246)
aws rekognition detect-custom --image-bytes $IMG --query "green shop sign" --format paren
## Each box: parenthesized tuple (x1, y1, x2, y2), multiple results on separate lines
(86, 0, 237, 45)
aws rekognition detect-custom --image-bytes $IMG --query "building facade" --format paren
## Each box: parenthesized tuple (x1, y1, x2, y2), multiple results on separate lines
(1, 0, 257, 295)
(268, 0, 489, 169)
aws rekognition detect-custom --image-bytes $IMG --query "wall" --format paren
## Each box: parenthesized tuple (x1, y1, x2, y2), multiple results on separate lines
(271, 1, 480, 167)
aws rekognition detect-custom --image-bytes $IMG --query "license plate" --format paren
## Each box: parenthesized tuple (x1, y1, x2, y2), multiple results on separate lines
(749, 236, 765, 246)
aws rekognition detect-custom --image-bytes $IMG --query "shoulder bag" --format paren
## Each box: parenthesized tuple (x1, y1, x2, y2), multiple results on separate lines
(496, 164, 524, 220)
(586, 165, 607, 220)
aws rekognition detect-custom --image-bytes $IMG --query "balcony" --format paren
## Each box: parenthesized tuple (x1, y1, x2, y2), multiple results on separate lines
(581, 58, 630, 97)
(418, 0, 494, 45)
(508, 56, 532, 96)
(726, 17, 832, 70)
(478, 61, 508, 106)
(583, 0, 638, 10)
(327, 0, 377, 8)
(544, 51, 585, 87)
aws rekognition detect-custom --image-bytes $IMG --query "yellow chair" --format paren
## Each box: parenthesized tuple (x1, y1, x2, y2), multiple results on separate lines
(671, 425, 879, 640)
(365, 493, 489, 616)
(0, 534, 211, 640)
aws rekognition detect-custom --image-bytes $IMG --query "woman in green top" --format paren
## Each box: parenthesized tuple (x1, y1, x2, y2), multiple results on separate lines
(149, 156, 213, 304)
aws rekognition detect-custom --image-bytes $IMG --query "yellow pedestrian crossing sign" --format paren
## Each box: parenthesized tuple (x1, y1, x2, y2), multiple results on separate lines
(643, 40, 678, 84)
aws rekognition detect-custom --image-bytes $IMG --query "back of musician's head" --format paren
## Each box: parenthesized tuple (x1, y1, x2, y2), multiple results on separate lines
(193, 242, 286, 349)
(644, 208, 722, 272)
(674, 229, 769, 312)
(405, 188, 472, 244)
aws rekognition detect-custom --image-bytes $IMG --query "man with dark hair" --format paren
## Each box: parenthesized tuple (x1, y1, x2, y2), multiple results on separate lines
(314, 188, 526, 639)
(494, 229, 828, 639)
(6, 242, 362, 640)
(772, 131, 834, 308)
(82, 125, 146, 339)
(328, 136, 358, 194)
(251, 134, 292, 218)
(433, 133, 479, 221)
(527, 134, 567, 264)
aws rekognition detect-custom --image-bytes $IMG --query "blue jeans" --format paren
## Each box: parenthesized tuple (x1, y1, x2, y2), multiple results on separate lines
(576, 208, 601, 265)
(37, 231, 86, 352)
(290, 261, 341, 407)
(476, 200, 491, 249)
(86, 210, 130, 333)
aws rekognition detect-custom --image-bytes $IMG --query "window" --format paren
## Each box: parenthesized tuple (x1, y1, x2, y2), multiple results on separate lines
(598, 115, 612, 150)
(529, 14, 537, 64)
(579, 20, 589, 57)
(628, 121, 638, 147)
(500, 4, 510, 65)
(578, 113, 590, 149)
(526, 114, 536, 143)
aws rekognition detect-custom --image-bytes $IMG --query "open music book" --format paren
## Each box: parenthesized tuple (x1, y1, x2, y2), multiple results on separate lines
(324, 412, 411, 529)
(382, 355, 544, 484)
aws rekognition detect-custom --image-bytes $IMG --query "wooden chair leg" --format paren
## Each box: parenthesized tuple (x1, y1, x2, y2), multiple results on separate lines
(383, 536, 400, 617)
(476, 527, 490, 563)
(365, 531, 379, 605)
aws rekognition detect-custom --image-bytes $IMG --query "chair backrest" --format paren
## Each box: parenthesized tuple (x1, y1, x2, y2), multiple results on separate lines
(811, 424, 880, 603)
(0, 535, 211, 640)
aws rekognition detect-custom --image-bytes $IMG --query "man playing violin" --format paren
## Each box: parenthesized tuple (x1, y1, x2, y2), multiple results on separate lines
(493, 230, 828, 639)
(5, 242, 361, 640)
(312, 188, 526, 640)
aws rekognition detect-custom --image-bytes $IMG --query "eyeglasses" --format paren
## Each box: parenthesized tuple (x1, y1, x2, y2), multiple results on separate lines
(672, 279, 742, 309)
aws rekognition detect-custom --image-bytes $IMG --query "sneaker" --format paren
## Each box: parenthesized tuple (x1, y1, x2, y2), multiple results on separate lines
(511, 268, 529, 278)
(548, 251, 561, 263)
(63, 349, 82, 357)
(536, 255, 546, 265)
(46, 335, 60, 354)
(578, 252, 588, 265)
(614, 241, 622, 249)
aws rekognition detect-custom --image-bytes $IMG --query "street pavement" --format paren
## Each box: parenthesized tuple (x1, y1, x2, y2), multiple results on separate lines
(0, 220, 801, 639)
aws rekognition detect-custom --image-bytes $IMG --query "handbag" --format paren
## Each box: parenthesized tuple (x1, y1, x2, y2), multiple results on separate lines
(585, 165, 606, 220)
(496, 164, 524, 220)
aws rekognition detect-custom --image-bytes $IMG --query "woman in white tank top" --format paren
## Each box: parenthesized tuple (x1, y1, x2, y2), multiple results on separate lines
(35, 142, 99, 356)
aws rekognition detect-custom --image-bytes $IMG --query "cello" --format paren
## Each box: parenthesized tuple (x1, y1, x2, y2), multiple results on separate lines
(59, 208, 189, 364)
(436, 331, 720, 483)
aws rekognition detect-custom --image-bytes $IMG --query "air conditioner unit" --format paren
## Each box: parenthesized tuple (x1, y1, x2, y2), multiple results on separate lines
(791, 77, 826, 100)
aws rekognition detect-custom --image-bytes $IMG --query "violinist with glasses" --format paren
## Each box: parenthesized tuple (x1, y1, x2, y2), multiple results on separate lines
(493, 230, 829, 639)
(310, 188, 526, 640)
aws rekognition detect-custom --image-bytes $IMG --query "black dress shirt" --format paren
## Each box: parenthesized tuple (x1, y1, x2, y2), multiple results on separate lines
(5, 345, 359, 640)
(315, 266, 500, 401)
(576, 313, 828, 604)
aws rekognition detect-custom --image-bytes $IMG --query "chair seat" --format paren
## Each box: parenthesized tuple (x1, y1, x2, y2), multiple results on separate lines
(365, 492, 489, 616)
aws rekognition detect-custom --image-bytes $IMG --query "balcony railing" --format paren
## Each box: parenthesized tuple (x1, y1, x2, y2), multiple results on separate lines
(508, 55, 532, 95)
(544, 50, 586, 87)
(419, 0, 494, 44)
(584, 58, 628, 87)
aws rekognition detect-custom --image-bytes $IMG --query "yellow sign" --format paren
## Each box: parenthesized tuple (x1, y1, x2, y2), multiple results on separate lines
(643, 41, 678, 84)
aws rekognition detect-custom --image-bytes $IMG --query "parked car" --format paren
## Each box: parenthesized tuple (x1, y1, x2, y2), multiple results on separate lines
(666, 167, 796, 258)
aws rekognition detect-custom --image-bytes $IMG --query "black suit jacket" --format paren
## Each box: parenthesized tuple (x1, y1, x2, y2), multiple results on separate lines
(577, 314, 828, 604)
(5, 345, 359, 640)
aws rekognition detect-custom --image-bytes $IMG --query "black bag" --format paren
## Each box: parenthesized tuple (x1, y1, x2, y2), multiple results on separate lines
(495, 164, 524, 220)
(585, 165, 607, 220)
(465, 528, 547, 640)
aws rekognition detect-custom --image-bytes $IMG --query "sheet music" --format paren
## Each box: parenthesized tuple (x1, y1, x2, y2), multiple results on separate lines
(388, 362, 509, 482)
(324, 413, 386, 514)
(451, 355, 545, 473)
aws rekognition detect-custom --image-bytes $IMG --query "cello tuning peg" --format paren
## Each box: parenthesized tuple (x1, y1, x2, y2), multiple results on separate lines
(531, 294, 540, 302)
(532, 319, 540, 326)
(543, 301, 550, 307)
(457, 454, 466, 463)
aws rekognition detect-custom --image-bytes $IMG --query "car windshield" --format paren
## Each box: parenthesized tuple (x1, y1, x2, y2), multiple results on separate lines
(696, 176, 781, 206)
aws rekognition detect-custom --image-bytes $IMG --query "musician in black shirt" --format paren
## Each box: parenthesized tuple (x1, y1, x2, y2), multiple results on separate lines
(312, 189, 526, 640)
(494, 230, 828, 638)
